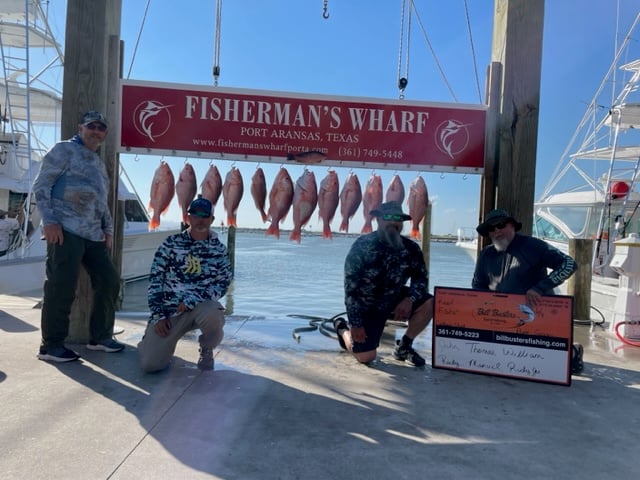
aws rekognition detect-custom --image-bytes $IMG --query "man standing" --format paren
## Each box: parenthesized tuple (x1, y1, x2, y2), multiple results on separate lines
(338, 201, 434, 366)
(472, 209, 583, 373)
(33, 111, 123, 362)
(138, 196, 233, 372)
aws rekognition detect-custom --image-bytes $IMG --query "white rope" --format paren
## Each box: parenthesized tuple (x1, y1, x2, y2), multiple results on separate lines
(126, 0, 152, 79)
(463, 0, 483, 103)
(213, 0, 223, 86)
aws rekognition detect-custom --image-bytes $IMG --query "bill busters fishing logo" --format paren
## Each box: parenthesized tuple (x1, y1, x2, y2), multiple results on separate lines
(133, 100, 173, 142)
(434, 119, 471, 159)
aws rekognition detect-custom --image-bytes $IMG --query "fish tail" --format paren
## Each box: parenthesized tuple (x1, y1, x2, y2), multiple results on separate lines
(322, 223, 333, 240)
(361, 223, 372, 234)
(265, 222, 280, 239)
(289, 229, 302, 243)
(149, 214, 160, 230)
(227, 215, 237, 228)
(260, 210, 268, 223)
(339, 219, 349, 233)
(410, 228, 421, 239)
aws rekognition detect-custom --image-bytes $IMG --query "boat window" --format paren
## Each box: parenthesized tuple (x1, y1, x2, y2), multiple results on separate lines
(534, 216, 567, 241)
(545, 206, 589, 237)
(123, 199, 149, 223)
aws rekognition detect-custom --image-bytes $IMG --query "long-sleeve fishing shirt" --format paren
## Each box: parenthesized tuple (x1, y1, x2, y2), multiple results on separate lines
(344, 232, 430, 328)
(147, 230, 233, 322)
(472, 234, 577, 295)
(32, 135, 113, 241)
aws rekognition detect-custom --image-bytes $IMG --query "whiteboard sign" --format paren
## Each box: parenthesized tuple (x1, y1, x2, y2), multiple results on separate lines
(432, 287, 573, 386)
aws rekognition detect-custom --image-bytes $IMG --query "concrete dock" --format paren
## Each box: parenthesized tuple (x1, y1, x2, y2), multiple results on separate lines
(1, 293, 639, 479)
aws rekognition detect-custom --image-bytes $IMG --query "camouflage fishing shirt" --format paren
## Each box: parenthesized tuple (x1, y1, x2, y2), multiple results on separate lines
(472, 233, 577, 295)
(344, 232, 430, 328)
(32, 136, 113, 241)
(148, 230, 233, 322)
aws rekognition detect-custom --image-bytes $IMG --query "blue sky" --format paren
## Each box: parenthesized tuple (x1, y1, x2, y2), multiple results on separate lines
(45, 0, 639, 235)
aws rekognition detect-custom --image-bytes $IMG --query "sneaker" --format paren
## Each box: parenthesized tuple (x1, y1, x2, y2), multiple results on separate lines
(197, 347, 214, 371)
(86, 338, 125, 353)
(37, 346, 80, 363)
(571, 343, 584, 374)
(393, 340, 426, 367)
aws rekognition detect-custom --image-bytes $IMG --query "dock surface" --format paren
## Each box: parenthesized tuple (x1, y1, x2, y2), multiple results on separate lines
(1, 293, 639, 479)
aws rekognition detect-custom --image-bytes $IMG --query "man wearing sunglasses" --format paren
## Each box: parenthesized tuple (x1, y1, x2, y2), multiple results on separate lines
(338, 201, 434, 367)
(33, 110, 124, 363)
(472, 209, 583, 373)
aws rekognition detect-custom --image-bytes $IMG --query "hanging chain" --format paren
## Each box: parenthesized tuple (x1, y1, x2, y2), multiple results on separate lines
(213, 0, 223, 86)
(322, 0, 329, 19)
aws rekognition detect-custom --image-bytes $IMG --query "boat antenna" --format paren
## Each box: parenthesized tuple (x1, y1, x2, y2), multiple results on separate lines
(397, 0, 410, 99)
(213, 0, 223, 86)
(126, 0, 151, 79)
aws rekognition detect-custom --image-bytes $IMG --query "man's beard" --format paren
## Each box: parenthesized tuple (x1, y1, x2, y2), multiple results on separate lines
(379, 226, 405, 250)
(493, 236, 511, 252)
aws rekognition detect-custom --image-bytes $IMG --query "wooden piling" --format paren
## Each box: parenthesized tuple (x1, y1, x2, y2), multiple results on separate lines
(567, 239, 593, 321)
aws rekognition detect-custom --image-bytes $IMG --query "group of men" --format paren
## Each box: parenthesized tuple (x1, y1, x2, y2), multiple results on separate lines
(32, 109, 584, 375)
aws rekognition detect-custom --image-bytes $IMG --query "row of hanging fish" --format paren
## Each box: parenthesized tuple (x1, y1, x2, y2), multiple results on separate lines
(148, 161, 429, 243)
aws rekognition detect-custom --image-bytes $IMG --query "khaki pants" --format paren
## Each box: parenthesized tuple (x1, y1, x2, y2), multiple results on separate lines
(138, 300, 225, 373)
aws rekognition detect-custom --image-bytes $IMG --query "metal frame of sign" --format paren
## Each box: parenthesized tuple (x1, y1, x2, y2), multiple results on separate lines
(432, 287, 573, 386)
(119, 79, 486, 173)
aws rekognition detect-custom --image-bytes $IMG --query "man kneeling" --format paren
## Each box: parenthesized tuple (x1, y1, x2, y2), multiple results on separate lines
(138, 197, 232, 372)
(336, 201, 434, 366)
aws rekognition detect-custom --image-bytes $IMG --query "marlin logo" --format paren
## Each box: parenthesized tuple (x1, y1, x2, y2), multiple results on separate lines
(434, 119, 471, 159)
(133, 100, 173, 142)
(183, 254, 202, 275)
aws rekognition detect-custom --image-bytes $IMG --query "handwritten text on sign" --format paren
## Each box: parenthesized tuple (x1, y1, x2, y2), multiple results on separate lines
(432, 287, 573, 386)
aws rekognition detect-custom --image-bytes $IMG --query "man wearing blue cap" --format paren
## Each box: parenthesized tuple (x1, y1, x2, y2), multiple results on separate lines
(138, 196, 233, 372)
(34, 111, 124, 363)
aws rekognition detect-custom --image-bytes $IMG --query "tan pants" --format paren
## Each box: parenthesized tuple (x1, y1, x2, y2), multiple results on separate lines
(138, 300, 225, 373)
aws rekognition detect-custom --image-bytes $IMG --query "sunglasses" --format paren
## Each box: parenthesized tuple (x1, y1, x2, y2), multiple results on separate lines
(381, 214, 405, 221)
(85, 123, 107, 132)
(487, 221, 509, 233)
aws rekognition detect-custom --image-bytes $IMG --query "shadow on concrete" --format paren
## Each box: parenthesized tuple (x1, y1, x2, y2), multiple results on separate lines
(0, 310, 39, 332)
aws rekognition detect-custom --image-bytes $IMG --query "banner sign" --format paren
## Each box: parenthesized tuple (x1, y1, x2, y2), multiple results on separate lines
(432, 287, 573, 386)
(119, 80, 486, 173)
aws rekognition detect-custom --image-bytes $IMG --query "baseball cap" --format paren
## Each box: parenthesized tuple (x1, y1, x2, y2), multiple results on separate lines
(80, 111, 108, 128)
(187, 197, 213, 218)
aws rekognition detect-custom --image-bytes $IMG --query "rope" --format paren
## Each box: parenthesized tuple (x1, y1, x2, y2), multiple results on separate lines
(397, 0, 406, 89)
(463, 0, 483, 103)
(126, 0, 152, 79)
(409, 0, 457, 102)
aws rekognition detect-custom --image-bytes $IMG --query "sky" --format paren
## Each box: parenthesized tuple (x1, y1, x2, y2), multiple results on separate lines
(42, 0, 640, 236)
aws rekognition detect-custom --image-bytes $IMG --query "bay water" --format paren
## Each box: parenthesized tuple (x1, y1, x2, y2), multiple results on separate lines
(121, 230, 476, 319)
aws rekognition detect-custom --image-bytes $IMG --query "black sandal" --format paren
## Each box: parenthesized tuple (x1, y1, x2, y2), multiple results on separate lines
(571, 344, 584, 374)
(333, 317, 348, 351)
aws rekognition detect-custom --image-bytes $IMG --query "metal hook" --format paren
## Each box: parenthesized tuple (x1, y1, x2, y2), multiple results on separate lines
(440, 172, 445, 179)
(463, 174, 468, 180)
(322, 0, 329, 18)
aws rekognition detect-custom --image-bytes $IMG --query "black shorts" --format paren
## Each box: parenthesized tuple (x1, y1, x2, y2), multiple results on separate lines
(350, 287, 432, 353)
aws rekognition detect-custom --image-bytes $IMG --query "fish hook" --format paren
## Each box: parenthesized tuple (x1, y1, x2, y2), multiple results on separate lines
(134, 154, 140, 162)
(322, 0, 329, 19)
(440, 172, 445, 180)
(463, 174, 468, 180)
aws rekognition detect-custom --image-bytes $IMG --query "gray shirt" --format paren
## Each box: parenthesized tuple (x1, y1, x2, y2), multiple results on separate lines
(33, 136, 113, 241)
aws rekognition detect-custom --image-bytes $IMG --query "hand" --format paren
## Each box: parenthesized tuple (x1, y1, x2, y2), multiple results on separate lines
(104, 233, 112, 250)
(392, 297, 413, 321)
(176, 302, 190, 313)
(43, 224, 64, 245)
(154, 317, 172, 337)
(350, 326, 366, 343)
(525, 289, 542, 308)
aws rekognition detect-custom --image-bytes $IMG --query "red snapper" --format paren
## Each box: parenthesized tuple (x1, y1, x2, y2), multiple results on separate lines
(148, 161, 175, 230)
(266, 167, 294, 239)
(290, 169, 318, 243)
(222, 167, 244, 227)
(317, 170, 340, 239)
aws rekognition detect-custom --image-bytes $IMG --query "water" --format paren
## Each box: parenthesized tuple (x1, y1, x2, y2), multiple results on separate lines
(121, 230, 476, 318)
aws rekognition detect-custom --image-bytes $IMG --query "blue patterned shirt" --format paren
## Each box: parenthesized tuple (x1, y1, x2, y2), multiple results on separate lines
(148, 230, 233, 321)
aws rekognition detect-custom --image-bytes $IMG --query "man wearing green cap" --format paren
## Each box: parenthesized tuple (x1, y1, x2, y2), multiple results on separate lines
(336, 201, 434, 367)
(472, 209, 583, 373)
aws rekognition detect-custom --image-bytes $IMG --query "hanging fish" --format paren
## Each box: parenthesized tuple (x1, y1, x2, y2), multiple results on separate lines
(339, 172, 362, 233)
(287, 150, 327, 164)
(317, 170, 340, 239)
(148, 161, 175, 230)
(407, 176, 428, 240)
(222, 166, 244, 227)
(175, 162, 198, 224)
(385, 174, 405, 203)
(201, 164, 223, 206)
(250, 167, 268, 223)
(361, 173, 383, 234)
(266, 167, 294, 239)
(290, 169, 318, 243)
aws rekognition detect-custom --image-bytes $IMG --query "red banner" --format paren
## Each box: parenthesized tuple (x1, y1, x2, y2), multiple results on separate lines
(119, 80, 486, 173)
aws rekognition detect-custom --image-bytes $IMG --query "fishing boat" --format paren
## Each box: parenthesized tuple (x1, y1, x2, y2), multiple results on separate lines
(0, 1, 176, 296)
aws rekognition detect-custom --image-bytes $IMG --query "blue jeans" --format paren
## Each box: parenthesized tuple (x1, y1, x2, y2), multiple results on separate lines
(40, 230, 120, 348)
